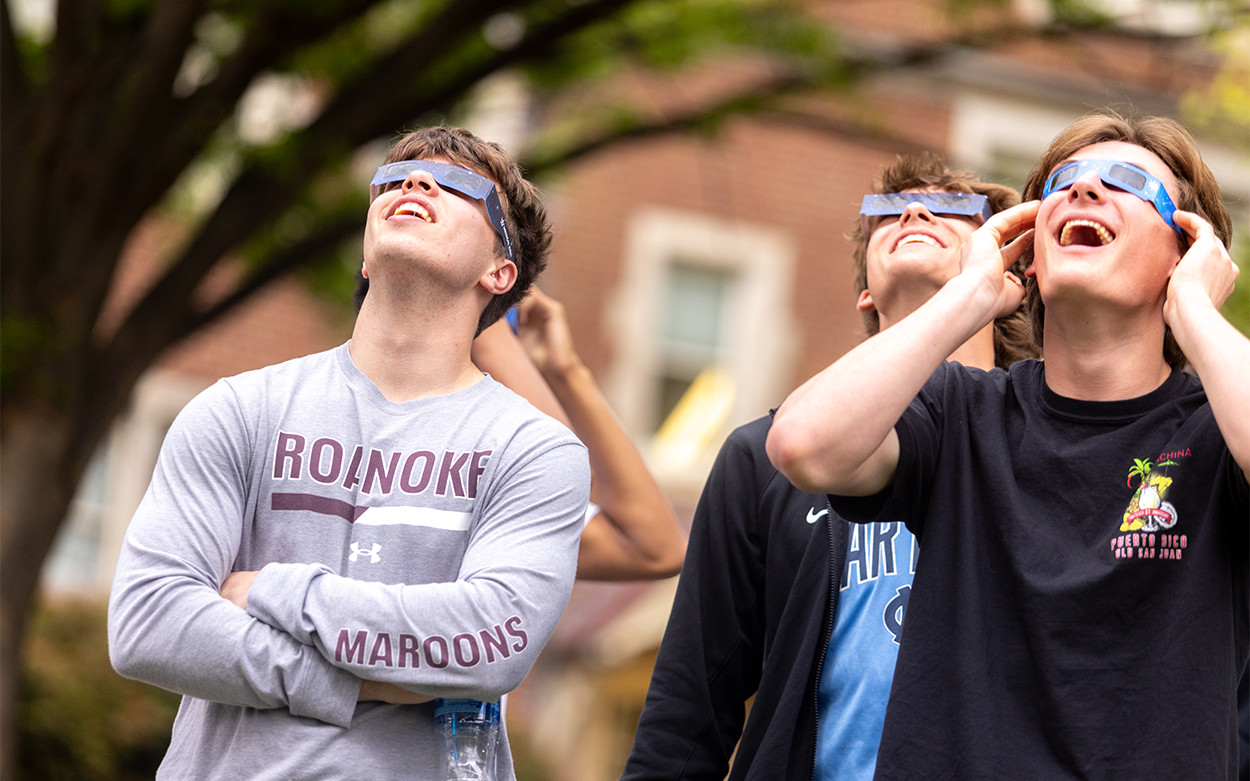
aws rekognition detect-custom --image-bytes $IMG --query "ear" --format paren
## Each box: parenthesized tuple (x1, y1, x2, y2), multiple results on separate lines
(480, 258, 517, 296)
(856, 289, 877, 312)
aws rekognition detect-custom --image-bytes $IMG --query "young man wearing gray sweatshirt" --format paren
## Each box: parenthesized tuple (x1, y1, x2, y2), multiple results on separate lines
(109, 126, 590, 780)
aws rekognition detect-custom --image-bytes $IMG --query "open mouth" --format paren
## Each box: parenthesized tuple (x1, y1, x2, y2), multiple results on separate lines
(1058, 219, 1114, 247)
(392, 202, 432, 222)
(895, 234, 942, 250)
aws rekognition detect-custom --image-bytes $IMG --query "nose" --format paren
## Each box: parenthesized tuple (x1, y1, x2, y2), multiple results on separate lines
(898, 201, 937, 226)
(401, 168, 439, 195)
(1065, 169, 1105, 204)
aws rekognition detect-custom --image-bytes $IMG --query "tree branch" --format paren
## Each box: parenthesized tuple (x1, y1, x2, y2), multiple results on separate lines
(132, 0, 385, 214)
(91, 207, 363, 414)
(521, 77, 933, 177)
(191, 218, 363, 337)
(94, 0, 208, 195)
(111, 0, 539, 354)
(108, 4, 1040, 422)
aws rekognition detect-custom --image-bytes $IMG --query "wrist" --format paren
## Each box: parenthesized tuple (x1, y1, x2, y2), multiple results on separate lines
(538, 352, 586, 383)
(1166, 284, 1216, 317)
(941, 273, 1002, 331)
(1165, 285, 1221, 346)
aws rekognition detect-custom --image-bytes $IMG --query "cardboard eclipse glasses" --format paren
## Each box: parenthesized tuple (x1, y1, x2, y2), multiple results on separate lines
(1041, 158, 1180, 235)
(370, 160, 515, 263)
(859, 192, 993, 237)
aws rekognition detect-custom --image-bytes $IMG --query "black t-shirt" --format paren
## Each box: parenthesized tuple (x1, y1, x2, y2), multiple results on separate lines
(833, 360, 1250, 780)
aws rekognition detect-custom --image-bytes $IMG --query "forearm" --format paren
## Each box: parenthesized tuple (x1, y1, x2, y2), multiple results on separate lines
(1167, 289, 1250, 480)
(768, 274, 993, 494)
(109, 559, 361, 726)
(541, 359, 686, 580)
(247, 561, 567, 701)
(247, 444, 589, 700)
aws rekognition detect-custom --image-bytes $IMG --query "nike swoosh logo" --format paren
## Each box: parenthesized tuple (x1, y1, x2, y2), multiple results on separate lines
(806, 508, 829, 524)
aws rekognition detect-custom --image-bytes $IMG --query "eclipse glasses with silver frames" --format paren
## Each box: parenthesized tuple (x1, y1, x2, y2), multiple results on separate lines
(859, 192, 993, 238)
(370, 160, 515, 263)
(1041, 158, 1181, 235)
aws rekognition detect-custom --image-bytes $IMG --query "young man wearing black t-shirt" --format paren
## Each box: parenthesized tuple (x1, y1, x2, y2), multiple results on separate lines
(768, 113, 1249, 778)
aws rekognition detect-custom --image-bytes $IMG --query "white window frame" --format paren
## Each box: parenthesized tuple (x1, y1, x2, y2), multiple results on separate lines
(604, 208, 798, 478)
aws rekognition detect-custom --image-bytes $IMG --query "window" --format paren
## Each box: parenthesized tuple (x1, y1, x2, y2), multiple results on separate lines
(654, 263, 734, 430)
(605, 208, 797, 483)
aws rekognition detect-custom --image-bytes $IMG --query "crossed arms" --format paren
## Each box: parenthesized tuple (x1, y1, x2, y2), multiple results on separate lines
(109, 378, 589, 727)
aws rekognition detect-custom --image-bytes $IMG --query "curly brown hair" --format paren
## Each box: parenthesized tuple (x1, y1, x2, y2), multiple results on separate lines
(851, 153, 1036, 369)
(367, 126, 552, 336)
(1020, 111, 1232, 369)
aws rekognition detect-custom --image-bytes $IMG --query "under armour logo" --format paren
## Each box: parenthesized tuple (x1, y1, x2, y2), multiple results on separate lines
(349, 542, 381, 564)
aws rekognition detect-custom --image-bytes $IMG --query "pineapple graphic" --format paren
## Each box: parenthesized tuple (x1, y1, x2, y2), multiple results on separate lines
(1121, 458, 1178, 532)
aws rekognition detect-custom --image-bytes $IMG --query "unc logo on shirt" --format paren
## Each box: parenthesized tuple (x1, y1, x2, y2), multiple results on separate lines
(1111, 450, 1191, 561)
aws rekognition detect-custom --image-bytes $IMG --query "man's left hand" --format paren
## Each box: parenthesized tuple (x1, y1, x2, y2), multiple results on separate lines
(1166, 211, 1239, 322)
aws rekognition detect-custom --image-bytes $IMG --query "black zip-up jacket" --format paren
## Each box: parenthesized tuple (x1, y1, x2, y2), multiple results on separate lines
(622, 414, 847, 781)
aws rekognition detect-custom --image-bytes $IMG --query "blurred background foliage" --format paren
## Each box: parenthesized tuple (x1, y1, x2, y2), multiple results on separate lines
(18, 600, 181, 781)
(1183, 20, 1249, 337)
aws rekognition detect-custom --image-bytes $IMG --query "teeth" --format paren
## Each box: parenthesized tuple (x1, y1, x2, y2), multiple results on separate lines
(898, 234, 940, 248)
(394, 202, 431, 222)
(1059, 219, 1114, 247)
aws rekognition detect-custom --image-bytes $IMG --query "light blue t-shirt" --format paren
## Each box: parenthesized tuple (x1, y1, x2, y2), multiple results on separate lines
(815, 521, 917, 781)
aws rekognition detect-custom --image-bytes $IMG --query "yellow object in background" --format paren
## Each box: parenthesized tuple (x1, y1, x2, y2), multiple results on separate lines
(652, 367, 735, 469)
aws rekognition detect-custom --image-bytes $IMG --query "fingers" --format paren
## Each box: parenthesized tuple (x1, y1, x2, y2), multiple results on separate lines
(1000, 271, 1026, 317)
(1165, 210, 1239, 311)
(1002, 228, 1035, 270)
(981, 201, 1040, 246)
(1172, 210, 1218, 247)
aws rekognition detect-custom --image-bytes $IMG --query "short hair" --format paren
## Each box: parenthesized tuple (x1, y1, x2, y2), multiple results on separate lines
(851, 153, 1034, 369)
(363, 126, 552, 336)
(1020, 111, 1232, 369)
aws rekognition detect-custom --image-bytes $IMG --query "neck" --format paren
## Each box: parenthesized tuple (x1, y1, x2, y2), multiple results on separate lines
(879, 304, 997, 371)
(350, 286, 485, 402)
(1040, 304, 1172, 400)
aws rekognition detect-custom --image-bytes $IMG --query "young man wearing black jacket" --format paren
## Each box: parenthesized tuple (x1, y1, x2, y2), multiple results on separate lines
(621, 156, 1032, 781)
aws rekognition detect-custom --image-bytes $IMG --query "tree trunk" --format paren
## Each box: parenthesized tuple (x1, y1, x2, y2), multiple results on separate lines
(0, 406, 89, 778)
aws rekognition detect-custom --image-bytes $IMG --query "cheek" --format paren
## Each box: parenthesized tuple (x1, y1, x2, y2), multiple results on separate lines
(866, 229, 891, 257)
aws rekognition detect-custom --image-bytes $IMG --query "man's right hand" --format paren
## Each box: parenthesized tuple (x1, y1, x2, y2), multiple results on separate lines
(358, 679, 434, 704)
(961, 200, 1038, 321)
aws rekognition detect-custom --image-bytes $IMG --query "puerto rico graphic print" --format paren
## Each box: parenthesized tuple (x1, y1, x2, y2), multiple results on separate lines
(1111, 450, 1190, 561)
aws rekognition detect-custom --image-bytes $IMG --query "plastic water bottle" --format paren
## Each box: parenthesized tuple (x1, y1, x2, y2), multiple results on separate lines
(434, 699, 500, 780)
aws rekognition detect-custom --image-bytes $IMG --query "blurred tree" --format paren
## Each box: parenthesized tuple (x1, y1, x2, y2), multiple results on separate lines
(1, 0, 850, 772)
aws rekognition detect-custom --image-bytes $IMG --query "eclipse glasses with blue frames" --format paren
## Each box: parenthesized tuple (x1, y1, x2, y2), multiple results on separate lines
(1041, 158, 1180, 235)
(370, 160, 515, 263)
(859, 192, 993, 237)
